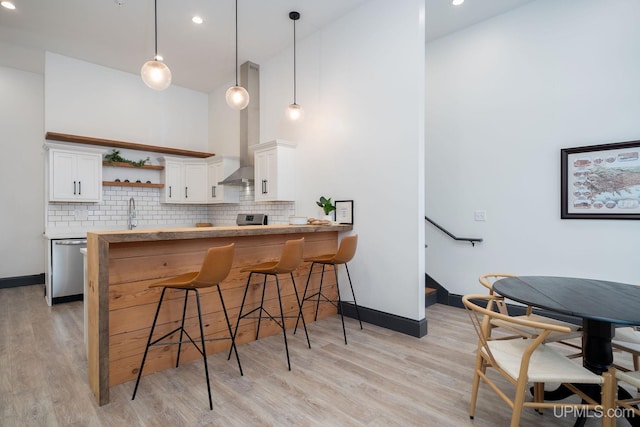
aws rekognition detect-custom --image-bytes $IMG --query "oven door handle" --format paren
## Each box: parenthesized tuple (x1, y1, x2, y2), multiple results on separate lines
(55, 240, 87, 245)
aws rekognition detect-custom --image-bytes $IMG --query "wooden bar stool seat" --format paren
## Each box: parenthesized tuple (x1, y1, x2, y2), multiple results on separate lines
(295, 234, 362, 344)
(131, 243, 242, 410)
(231, 237, 310, 371)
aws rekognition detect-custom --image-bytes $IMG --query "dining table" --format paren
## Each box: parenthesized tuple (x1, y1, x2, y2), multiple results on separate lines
(493, 275, 640, 427)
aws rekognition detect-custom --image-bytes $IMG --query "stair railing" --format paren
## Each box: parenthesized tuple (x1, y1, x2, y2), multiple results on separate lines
(425, 216, 483, 247)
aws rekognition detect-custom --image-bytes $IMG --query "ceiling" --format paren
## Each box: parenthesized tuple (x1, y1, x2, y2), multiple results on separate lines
(0, 0, 536, 93)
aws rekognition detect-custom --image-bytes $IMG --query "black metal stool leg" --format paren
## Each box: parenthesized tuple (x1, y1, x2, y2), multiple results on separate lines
(255, 274, 268, 340)
(290, 272, 311, 349)
(344, 263, 363, 330)
(132, 287, 167, 400)
(274, 275, 291, 371)
(333, 265, 348, 345)
(294, 262, 314, 334)
(193, 289, 213, 410)
(216, 284, 243, 376)
(315, 265, 326, 321)
(229, 273, 252, 361)
(175, 289, 190, 368)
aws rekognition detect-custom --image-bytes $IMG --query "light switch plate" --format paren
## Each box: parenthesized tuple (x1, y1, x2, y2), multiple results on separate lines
(474, 210, 486, 221)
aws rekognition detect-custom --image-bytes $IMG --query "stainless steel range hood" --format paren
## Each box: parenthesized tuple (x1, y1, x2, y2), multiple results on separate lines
(219, 61, 260, 186)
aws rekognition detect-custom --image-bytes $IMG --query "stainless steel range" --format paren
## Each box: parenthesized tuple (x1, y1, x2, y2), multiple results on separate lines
(236, 213, 268, 226)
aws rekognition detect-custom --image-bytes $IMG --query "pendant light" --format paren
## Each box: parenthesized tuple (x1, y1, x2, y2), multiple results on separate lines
(286, 11, 303, 121)
(141, 0, 172, 90)
(225, 0, 250, 110)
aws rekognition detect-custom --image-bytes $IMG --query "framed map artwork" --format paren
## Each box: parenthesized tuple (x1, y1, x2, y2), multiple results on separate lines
(561, 140, 640, 219)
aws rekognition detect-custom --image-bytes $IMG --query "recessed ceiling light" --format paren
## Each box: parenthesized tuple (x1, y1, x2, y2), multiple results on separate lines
(192, 16, 203, 24)
(1, 1, 16, 10)
(452, 0, 464, 5)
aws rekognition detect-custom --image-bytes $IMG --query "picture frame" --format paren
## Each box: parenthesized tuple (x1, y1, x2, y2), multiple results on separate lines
(334, 200, 354, 224)
(561, 140, 640, 219)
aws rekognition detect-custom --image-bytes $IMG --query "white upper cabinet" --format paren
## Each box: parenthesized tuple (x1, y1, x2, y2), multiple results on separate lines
(206, 157, 240, 204)
(162, 160, 183, 202)
(183, 163, 207, 203)
(46, 144, 103, 202)
(160, 157, 207, 204)
(251, 140, 296, 202)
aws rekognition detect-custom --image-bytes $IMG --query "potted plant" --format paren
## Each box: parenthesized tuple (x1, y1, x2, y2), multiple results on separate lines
(316, 196, 336, 220)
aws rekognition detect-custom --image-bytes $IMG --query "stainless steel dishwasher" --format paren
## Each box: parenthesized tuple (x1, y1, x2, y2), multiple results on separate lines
(51, 238, 87, 303)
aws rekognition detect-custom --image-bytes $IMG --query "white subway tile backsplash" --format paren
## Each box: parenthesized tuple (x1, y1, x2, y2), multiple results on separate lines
(47, 185, 295, 230)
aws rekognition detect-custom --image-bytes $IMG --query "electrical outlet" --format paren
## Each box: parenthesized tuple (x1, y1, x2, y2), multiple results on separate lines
(474, 210, 486, 221)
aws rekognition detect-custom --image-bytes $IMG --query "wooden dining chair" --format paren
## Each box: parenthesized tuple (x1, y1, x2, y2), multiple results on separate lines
(463, 294, 615, 427)
(478, 273, 583, 357)
(609, 366, 640, 423)
(612, 327, 640, 372)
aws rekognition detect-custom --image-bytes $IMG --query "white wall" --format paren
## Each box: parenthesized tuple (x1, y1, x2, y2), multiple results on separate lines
(425, 0, 640, 295)
(208, 79, 241, 156)
(259, 0, 426, 320)
(0, 66, 45, 277)
(45, 52, 208, 151)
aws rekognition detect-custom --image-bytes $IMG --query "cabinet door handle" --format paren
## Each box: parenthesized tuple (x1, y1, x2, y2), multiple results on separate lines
(212, 186, 216, 198)
(262, 179, 268, 194)
(169, 186, 172, 198)
(73, 181, 77, 195)
(78, 181, 81, 195)
(185, 187, 188, 199)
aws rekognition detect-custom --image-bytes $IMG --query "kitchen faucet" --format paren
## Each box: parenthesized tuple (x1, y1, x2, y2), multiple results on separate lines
(128, 197, 137, 230)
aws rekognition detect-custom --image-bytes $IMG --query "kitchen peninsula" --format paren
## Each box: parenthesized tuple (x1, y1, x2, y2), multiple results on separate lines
(86, 223, 352, 405)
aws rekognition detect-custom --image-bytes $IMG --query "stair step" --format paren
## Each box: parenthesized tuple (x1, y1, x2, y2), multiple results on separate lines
(425, 287, 438, 307)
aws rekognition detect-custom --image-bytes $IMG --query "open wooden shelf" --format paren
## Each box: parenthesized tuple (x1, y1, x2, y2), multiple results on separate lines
(103, 181, 164, 188)
(46, 132, 215, 158)
(103, 161, 164, 170)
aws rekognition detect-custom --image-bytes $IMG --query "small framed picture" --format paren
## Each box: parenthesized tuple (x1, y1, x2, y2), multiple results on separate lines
(561, 140, 640, 219)
(335, 200, 354, 224)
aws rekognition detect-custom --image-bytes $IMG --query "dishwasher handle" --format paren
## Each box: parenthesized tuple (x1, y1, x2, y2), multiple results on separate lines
(55, 239, 87, 246)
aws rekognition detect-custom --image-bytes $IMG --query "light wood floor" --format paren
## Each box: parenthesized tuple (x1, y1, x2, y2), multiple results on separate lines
(1, 284, 634, 426)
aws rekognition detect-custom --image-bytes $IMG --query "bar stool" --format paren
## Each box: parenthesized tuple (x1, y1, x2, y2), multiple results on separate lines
(231, 237, 310, 371)
(131, 243, 242, 411)
(295, 234, 362, 344)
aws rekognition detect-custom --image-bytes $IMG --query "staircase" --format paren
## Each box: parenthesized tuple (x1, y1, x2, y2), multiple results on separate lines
(425, 287, 438, 307)
(425, 273, 447, 307)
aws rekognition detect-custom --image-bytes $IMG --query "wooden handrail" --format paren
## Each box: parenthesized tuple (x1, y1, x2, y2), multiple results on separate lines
(425, 216, 483, 247)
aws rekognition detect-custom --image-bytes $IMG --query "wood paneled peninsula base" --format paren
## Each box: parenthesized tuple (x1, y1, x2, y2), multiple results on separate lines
(86, 224, 352, 405)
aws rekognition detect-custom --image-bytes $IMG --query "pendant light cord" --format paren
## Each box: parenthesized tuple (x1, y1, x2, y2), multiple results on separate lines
(153, 0, 158, 59)
(293, 16, 297, 104)
(234, 0, 239, 86)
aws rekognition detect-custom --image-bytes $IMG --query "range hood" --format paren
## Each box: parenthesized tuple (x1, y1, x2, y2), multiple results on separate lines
(219, 61, 260, 186)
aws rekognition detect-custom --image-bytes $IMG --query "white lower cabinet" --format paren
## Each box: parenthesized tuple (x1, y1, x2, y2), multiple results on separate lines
(160, 157, 207, 204)
(251, 140, 296, 202)
(46, 144, 104, 202)
(207, 157, 240, 204)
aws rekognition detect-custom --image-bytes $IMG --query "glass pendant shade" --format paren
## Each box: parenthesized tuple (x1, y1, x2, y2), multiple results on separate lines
(141, 60, 172, 91)
(225, 85, 250, 110)
(286, 103, 304, 121)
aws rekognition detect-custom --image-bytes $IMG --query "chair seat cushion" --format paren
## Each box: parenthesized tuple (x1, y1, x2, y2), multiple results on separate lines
(304, 254, 337, 264)
(486, 339, 603, 384)
(240, 261, 279, 274)
(615, 369, 640, 388)
(614, 327, 640, 343)
(148, 271, 199, 289)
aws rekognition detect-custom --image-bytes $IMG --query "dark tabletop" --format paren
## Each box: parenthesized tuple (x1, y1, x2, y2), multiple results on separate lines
(493, 276, 640, 326)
